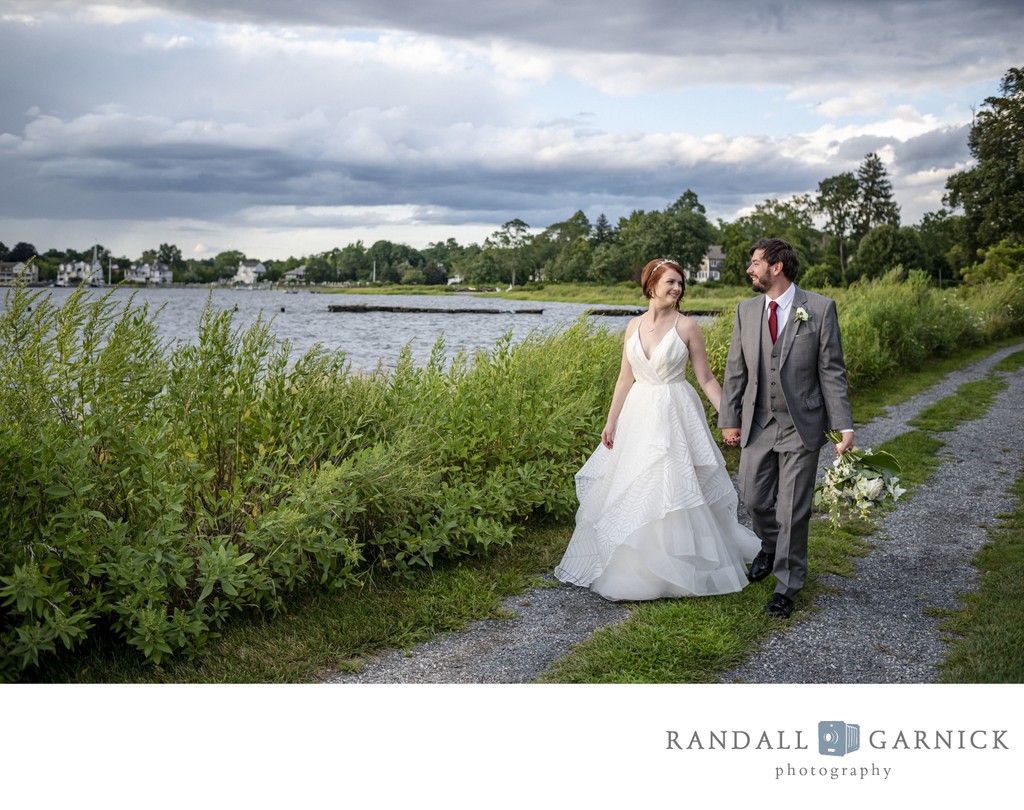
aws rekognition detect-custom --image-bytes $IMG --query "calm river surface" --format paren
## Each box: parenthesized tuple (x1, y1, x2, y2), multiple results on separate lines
(7, 287, 636, 372)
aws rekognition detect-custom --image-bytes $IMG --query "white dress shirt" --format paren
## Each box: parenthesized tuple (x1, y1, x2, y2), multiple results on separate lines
(765, 284, 796, 339)
(766, 285, 852, 436)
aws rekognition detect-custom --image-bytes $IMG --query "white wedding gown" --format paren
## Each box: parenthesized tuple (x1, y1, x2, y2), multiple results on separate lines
(555, 325, 760, 600)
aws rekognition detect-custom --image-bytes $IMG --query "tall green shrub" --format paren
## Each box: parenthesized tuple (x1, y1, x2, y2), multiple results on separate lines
(837, 269, 983, 389)
(1, 290, 618, 678)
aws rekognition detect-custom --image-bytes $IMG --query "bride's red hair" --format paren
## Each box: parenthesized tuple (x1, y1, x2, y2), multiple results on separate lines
(640, 258, 685, 309)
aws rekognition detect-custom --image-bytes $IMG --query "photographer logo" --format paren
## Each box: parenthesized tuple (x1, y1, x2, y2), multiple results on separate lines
(819, 721, 860, 757)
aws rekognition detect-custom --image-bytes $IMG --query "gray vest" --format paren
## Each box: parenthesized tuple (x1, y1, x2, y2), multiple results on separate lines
(753, 306, 793, 429)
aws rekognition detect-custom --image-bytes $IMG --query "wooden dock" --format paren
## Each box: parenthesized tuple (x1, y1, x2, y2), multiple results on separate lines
(328, 303, 544, 314)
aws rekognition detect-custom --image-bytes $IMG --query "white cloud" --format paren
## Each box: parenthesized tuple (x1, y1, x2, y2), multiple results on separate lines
(0, 0, 1019, 259)
(811, 91, 888, 120)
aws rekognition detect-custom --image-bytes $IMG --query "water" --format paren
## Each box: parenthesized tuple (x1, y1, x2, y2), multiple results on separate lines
(5, 286, 636, 372)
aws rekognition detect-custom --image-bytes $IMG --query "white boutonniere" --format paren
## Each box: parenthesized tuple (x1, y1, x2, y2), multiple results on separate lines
(794, 307, 810, 324)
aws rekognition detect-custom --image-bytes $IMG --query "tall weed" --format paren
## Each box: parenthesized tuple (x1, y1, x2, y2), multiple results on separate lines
(0, 290, 617, 677)
(4, 267, 1018, 678)
(959, 276, 1024, 340)
(837, 269, 983, 388)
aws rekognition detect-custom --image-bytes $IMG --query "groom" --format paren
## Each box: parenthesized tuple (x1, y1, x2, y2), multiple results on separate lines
(719, 238, 854, 618)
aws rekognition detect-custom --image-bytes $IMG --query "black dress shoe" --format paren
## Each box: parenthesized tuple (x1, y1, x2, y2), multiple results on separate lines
(765, 593, 794, 618)
(748, 550, 775, 582)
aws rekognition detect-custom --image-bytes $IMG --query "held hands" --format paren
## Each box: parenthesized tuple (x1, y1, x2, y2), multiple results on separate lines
(721, 427, 741, 447)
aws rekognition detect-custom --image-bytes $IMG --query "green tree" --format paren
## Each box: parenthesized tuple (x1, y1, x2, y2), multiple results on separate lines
(304, 255, 335, 284)
(422, 238, 465, 284)
(915, 209, 964, 287)
(400, 266, 427, 285)
(485, 219, 532, 288)
(335, 242, 369, 282)
(960, 239, 1024, 285)
(541, 211, 592, 282)
(663, 191, 715, 271)
(717, 195, 821, 285)
(423, 262, 448, 285)
(816, 172, 860, 283)
(589, 241, 628, 284)
(157, 243, 184, 270)
(855, 152, 900, 241)
(616, 208, 661, 277)
(260, 262, 284, 283)
(212, 250, 246, 281)
(366, 240, 425, 283)
(850, 225, 925, 280)
(8, 242, 37, 262)
(945, 65, 1024, 258)
(180, 259, 217, 284)
(546, 210, 591, 244)
(550, 237, 593, 283)
(592, 213, 616, 245)
(617, 191, 713, 278)
(463, 247, 503, 286)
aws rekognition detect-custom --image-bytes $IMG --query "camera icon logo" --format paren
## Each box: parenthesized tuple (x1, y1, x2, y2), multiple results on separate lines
(819, 721, 860, 757)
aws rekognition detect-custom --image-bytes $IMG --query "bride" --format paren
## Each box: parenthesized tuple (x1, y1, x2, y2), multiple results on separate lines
(555, 258, 759, 600)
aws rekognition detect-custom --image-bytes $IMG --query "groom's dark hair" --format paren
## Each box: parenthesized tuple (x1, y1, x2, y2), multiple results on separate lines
(751, 238, 800, 281)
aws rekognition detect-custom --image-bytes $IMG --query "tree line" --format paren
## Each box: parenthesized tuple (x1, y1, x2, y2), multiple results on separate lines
(5, 65, 1023, 291)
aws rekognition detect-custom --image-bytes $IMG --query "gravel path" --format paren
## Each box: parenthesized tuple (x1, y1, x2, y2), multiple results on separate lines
(324, 342, 1024, 684)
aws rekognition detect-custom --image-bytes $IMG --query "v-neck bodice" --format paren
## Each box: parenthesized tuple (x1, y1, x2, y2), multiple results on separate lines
(628, 325, 690, 385)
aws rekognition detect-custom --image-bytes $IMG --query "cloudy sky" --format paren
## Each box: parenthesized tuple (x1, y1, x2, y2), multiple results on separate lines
(1, 1, 1022, 261)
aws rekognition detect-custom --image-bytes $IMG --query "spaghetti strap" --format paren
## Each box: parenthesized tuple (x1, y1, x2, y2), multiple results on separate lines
(554, 320, 759, 600)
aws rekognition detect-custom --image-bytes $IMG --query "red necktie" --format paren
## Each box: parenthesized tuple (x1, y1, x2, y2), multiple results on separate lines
(768, 300, 779, 344)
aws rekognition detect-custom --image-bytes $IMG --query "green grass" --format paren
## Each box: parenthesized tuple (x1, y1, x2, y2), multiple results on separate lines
(320, 284, 460, 296)
(537, 590, 772, 683)
(540, 359, 1014, 683)
(32, 520, 570, 683)
(937, 474, 1024, 683)
(908, 377, 1006, 431)
(847, 337, 1024, 425)
(20, 335, 1024, 684)
(480, 282, 746, 311)
(319, 280, 750, 311)
(934, 348, 1024, 683)
(993, 348, 1024, 373)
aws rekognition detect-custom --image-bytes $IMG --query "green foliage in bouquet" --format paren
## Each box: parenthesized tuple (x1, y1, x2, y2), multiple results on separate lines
(814, 430, 906, 528)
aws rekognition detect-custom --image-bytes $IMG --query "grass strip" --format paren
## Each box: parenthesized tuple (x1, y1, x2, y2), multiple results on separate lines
(25, 342, 1024, 684)
(935, 349, 1024, 683)
(33, 522, 569, 683)
(541, 373, 1009, 683)
(936, 473, 1024, 683)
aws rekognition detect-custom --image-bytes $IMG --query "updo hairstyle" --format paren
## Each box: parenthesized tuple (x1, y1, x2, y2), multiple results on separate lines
(640, 258, 685, 310)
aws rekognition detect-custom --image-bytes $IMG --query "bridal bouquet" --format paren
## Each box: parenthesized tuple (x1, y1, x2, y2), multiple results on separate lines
(814, 430, 906, 528)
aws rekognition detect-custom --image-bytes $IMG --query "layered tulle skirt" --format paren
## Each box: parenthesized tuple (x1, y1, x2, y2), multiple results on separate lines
(555, 380, 759, 601)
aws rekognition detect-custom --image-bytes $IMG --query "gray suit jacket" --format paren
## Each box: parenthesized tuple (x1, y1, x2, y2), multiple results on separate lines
(718, 286, 853, 451)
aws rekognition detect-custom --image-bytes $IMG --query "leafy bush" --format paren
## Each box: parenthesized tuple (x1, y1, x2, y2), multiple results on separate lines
(960, 275, 1024, 341)
(4, 265, 1020, 678)
(0, 287, 618, 678)
(836, 269, 983, 388)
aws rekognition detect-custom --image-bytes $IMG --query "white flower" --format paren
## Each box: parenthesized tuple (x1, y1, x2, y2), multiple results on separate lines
(794, 307, 810, 324)
(813, 431, 904, 529)
(853, 476, 885, 502)
(887, 479, 907, 501)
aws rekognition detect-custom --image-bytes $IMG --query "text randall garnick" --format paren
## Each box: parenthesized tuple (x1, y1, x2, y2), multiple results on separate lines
(666, 730, 1009, 750)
